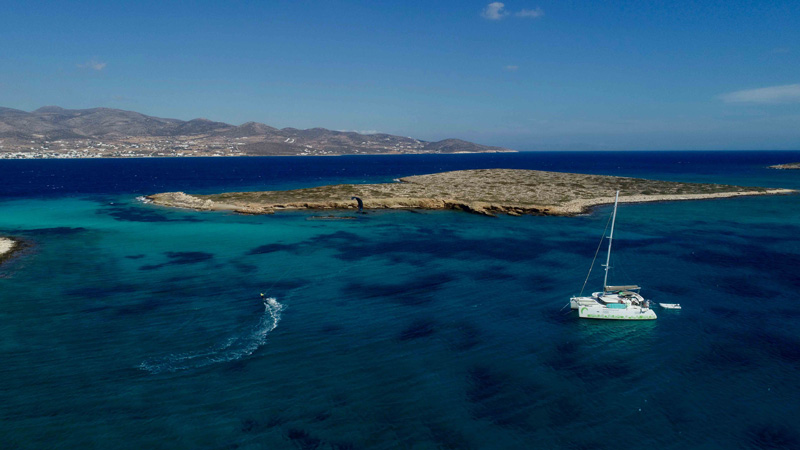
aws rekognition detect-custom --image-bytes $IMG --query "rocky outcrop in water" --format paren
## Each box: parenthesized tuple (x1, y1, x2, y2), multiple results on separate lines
(0, 236, 23, 265)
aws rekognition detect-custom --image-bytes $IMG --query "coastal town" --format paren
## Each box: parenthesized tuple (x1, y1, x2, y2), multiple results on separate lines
(0, 135, 506, 159)
(0, 136, 468, 158)
(0, 106, 511, 159)
(0, 137, 249, 159)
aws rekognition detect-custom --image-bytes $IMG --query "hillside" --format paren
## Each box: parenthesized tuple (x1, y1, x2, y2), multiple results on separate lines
(0, 106, 513, 158)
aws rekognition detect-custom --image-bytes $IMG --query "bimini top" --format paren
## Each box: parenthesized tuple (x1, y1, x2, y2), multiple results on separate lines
(605, 285, 641, 292)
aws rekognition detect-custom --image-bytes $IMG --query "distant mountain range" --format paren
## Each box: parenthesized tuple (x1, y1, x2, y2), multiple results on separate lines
(0, 106, 512, 156)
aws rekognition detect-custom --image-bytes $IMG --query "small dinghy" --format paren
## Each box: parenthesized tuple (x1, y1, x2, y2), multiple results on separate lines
(659, 303, 682, 309)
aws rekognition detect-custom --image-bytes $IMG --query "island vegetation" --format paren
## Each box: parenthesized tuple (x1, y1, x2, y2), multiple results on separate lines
(147, 169, 795, 217)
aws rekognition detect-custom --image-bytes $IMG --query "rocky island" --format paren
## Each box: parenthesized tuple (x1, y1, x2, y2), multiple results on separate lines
(147, 169, 795, 217)
(0, 237, 21, 265)
(769, 163, 800, 170)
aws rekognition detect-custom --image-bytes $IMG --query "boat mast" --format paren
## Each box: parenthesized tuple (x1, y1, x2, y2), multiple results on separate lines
(603, 191, 619, 291)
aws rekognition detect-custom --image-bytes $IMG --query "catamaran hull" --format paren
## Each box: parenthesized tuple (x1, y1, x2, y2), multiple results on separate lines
(568, 191, 658, 321)
(570, 296, 598, 310)
(571, 292, 618, 310)
(579, 305, 657, 320)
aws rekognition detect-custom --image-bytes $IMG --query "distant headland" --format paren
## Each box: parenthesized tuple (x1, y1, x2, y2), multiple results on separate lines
(769, 163, 800, 170)
(0, 106, 513, 159)
(147, 169, 795, 217)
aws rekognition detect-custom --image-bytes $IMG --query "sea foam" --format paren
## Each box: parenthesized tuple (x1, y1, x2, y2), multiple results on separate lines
(139, 297, 284, 374)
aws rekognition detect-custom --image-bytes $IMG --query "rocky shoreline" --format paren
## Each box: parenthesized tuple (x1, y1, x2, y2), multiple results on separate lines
(769, 163, 800, 170)
(0, 237, 21, 264)
(559, 190, 795, 214)
(146, 169, 796, 217)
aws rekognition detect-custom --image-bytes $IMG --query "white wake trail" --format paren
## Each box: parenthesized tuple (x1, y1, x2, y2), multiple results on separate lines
(139, 297, 284, 374)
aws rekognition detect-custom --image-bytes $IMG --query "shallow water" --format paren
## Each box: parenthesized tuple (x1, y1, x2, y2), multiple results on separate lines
(1, 152, 799, 449)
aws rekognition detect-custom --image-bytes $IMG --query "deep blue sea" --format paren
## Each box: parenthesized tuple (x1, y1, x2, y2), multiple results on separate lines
(1, 151, 799, 450)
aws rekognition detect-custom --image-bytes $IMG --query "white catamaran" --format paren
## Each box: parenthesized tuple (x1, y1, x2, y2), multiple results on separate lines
(570, 191, 657, 320)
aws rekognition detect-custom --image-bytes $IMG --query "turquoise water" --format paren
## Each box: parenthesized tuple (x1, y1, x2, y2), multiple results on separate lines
(1, 153, 800, 449)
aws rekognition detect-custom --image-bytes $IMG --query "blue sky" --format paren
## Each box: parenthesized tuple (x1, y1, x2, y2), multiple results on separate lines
(2, 0, 799, 150)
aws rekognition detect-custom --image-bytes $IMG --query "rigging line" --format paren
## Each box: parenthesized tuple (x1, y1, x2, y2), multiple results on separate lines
(260, 258, 298, 294)
(260, 248, 373, 295)
(257, 256, 312, 298)
(260, 245, 341, 293)
(614, 248, 636, 285)
(578, 213, 614, 296)
(611, 237, 636, 284)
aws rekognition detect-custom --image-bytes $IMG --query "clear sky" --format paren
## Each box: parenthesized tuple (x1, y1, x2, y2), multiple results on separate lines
(2, 0, 799, 150)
